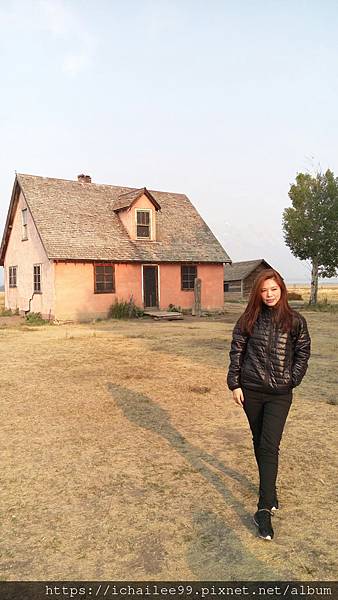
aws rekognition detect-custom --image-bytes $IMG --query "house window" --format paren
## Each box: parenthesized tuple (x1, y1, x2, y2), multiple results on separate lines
(9, 266, 17, 287)
(22, 208, 28, 240)
(94, 264, 115, 293)
(224, 282, 229, 292)
(181, 265, 197, 290)
(33, 265, 42, 293)
(136, 210, 150, 238)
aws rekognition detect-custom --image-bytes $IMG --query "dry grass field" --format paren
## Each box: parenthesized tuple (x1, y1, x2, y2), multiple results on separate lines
(287, 283, 338, 303)
(0, 292, 337, 581)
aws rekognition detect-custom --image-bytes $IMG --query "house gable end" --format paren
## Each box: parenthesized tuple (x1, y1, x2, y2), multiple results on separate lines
(3, 185, 50, 265)
(1, 176, 50, 266)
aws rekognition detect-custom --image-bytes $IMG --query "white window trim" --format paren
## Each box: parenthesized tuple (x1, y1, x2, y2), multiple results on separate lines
(33, 263, 42, 293)
(135, 209, 152, 240)
(9, 265, 18, 288)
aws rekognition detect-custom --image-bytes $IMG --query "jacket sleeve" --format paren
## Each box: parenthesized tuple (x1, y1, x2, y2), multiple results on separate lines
(227, 319, 249, 391)
(292, 315, 311, 387)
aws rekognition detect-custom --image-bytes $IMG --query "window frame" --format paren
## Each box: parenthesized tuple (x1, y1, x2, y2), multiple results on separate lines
(9, 266, 17, 288)
(181, 264, 197, 291)
(136, 209, 151, 240)
(33, 264, 42, 293)
(22, 208, 28, 241)
(94, 263, 115, 294)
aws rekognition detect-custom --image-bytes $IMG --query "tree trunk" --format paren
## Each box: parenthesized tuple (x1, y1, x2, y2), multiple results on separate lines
(309, 258, 319, 305)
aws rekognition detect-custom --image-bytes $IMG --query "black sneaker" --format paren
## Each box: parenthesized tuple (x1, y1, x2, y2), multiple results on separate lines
(253, 509, 274, 540)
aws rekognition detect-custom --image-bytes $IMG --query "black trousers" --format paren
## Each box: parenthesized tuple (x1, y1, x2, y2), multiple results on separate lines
(242, 386, 292, 510)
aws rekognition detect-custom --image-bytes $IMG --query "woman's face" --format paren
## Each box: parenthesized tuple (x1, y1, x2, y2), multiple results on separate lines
(261, 278, 281, 307)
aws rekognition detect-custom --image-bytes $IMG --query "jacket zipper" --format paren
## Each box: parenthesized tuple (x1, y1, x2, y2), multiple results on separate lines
(264, 317, 274, 387)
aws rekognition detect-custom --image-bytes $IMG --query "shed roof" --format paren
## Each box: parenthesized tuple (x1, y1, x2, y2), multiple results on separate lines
(1, 174, 231, 264)
(223, 259, 272, 281)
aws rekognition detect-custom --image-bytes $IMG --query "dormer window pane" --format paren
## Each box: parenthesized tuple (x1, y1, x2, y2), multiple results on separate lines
(137, 211, 150, 238)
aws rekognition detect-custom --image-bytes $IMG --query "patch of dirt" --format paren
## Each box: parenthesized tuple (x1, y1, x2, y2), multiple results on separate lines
(0, 315, 25, 326)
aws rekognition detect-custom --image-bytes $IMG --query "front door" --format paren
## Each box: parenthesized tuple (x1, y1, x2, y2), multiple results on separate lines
(143, 266, 158, 308)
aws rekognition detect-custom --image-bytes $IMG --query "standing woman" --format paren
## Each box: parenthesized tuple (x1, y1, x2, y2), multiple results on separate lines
(227, 269, 311, 540)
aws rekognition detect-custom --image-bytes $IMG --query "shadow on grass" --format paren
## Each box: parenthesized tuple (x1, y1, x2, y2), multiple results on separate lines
(107, 383, 289, 579)
(187, 510, 288, 579)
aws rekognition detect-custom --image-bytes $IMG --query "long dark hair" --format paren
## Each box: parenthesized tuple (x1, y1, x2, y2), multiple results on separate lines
(239, 269, 293, 335)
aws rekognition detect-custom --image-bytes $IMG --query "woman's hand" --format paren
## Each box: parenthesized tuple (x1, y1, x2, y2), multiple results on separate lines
(232, 387, 244, 407)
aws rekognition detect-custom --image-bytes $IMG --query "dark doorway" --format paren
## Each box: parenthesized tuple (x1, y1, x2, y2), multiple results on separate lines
(143, 266, 158, 308)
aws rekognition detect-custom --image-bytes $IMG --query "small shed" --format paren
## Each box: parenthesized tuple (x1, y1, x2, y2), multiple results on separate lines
(224, 259, 273, 299)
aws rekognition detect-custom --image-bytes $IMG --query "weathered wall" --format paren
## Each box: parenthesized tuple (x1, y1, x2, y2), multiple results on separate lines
(4, 191, 55, 318)
(54, 261, 225, 320)
(224, 292, 242, 301)
(54, 262, 142, 321)
(243, 265, 268, 296)
(159, 263, 224, 311)
(224, 279, 242, 293)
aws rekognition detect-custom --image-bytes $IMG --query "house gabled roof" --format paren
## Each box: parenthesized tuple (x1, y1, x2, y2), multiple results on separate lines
(1, 174, 231, 264)
(113, 187, 161, 212)
(224, 259, 272, 281)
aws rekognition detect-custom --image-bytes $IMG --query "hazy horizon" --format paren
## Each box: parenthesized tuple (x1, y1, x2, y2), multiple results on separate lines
(1, 1, 338, 286)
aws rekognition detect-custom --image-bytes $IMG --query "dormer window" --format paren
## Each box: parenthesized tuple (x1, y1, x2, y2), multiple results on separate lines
(136, 210, 151, 239)
(114, 188, 160, 241)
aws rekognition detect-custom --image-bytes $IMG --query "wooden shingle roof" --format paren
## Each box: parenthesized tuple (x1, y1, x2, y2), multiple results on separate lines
(224, 259, 272, 281)
(113, 187, 161, 212)
(1, 174, 231, 264)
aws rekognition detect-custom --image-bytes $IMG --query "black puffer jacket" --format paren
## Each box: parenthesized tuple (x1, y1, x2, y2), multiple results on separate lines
(227, 306, 311, 394)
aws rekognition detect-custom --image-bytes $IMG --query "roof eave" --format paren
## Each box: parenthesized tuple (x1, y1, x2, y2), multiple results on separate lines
(0, 174, 51, 266)
(114, 187, 161, 212)
(0, 176, 20, 265)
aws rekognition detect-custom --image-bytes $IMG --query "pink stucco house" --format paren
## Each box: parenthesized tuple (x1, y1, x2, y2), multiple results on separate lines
(0, 173, 231, 321)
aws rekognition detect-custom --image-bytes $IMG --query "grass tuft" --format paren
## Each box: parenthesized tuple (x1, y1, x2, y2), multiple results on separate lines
(0, 307, 19, 316)
(168, 303, 182, 312)
(288, 291, 303, 300)
(189, 385, 211, 394)
(108, 296, 144, 319)
(25, 312, 49, 325)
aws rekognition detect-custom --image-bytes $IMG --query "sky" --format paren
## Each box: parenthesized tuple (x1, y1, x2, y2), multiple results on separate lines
(1, 0, 338, 285)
